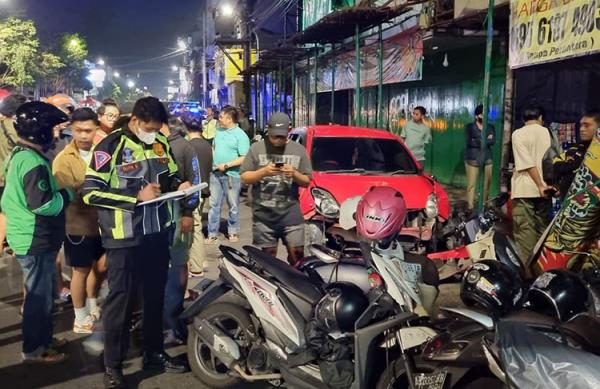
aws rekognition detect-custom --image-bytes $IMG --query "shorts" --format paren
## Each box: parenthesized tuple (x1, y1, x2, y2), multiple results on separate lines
(64, 235, 105, 268)
(253, 221, 305, 249)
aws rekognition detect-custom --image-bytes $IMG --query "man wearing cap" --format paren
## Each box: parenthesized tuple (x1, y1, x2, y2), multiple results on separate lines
(241, 112, 312, 265)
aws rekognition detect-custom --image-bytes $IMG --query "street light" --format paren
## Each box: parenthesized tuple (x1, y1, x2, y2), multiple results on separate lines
(168, 80, 174, 85)
(177, 38, 187, 51)
(171, 65, 178, 72)
(69, 38, 79, 47)
(143, 86, 148, 91)
(127, 80, 135, 88)
(221, 3, 234, 17)
(97, 58, 105, 66)
(113, 71, 120, 78)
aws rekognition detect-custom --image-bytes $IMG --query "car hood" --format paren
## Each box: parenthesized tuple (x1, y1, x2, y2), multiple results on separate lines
(312, 172, 434, 209)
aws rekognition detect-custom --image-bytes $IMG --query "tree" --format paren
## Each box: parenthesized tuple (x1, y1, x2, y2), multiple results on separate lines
(51, 33, 89, 93)
(0, 18, 41, 88)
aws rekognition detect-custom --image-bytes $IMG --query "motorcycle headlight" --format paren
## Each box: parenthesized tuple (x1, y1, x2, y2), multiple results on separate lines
(425, 193, 438, 219)
(311, 187, 340, 218)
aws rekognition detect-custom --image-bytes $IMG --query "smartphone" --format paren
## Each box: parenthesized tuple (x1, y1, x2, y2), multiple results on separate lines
(275, 162, 284, 168)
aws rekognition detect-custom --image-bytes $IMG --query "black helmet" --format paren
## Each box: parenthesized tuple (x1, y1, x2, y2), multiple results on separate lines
(461, 260, 524, 316)
(14, 102, 69, 146)
(314, 282, 368, 333)
(523, 270, 590, 322)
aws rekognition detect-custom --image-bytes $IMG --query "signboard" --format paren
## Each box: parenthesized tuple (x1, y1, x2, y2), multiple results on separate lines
(317, 30, 423, 92)
(509, 0, 600, 68)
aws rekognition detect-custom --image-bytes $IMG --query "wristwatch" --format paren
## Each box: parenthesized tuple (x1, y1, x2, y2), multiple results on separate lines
(224, 164, 229, 170)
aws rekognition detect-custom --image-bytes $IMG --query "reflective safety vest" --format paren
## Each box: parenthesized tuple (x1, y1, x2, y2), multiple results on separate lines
(82, 126, 180, 248)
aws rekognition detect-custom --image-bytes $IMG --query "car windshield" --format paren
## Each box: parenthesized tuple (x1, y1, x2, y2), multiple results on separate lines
(311, 137, 418, 174)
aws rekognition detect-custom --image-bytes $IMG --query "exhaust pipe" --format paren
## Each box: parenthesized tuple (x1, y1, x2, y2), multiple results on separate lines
(194, 318, 241, 368)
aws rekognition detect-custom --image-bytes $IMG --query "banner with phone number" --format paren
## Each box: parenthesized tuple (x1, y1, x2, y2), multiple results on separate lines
(509, 0, 600, 68)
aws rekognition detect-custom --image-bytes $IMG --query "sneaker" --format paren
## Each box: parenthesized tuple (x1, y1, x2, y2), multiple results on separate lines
(23, 349, 68, 365)
(90, 306, 102, 321)
(73, 316, 95, 334)
(59, 287, 71, 302)
(204, 236, 219, 245)
(188, 270, 203, 278)
(228, 234, 239, 243)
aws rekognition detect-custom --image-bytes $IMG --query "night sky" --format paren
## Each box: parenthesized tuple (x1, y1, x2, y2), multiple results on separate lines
(22, 0, 205, 98)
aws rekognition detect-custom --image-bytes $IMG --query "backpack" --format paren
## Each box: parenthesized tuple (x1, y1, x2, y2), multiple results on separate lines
(542, 128, 561, 184)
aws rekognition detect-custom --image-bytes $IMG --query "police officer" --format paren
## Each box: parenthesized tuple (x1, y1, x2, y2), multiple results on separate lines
(82, 97, 191, 388)
(1, 102, 72, 364)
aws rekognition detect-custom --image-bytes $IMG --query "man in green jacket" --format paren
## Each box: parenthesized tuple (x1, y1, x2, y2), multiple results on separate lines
(82, 97, 191, 389)
(1, 102, 72, 364)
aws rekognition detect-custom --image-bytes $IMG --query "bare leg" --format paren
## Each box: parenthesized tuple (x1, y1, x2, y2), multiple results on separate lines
(71, 267, 92, 309)
(87, 254, 107, 299)
(0, 213, 6, 246)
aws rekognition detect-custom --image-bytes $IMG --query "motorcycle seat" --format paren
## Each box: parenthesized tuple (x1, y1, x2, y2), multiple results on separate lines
(503, 310, 600, 353)
(243, 245, 323, 304)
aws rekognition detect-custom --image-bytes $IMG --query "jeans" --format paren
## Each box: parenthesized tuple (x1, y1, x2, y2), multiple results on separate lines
(16, 251, 58, 358)
(207, 173, 241, 237)
(163, 252, 188, 340)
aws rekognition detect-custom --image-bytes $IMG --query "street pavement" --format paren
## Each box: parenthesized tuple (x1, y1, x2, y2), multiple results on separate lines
(0, 188, 463, 389)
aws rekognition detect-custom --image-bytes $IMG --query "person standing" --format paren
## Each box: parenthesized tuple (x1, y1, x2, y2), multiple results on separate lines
(160, 118, 199, 344)
(202, 106, 218, 144)
(82, 97, 190, 388)
(400, 106, 431, 165)
(511, 105, 552, 266)
(2, 102, 72, 364)
(0, 94, 27, 249)
(53, 108, 106, 334)
(205, 106, 250, 244)
(464, 104, 495, 210)
(240, 112, 312, 265)
(552, 111, 599, 201)
(95, 99, 120, 145)
(182, 117, 212, 276)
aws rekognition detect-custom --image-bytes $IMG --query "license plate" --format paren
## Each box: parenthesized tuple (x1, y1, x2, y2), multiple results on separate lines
(414, 371, 447, 389)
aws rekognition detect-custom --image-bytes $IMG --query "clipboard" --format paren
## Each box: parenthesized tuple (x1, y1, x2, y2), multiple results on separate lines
(137, 182, 207, 206)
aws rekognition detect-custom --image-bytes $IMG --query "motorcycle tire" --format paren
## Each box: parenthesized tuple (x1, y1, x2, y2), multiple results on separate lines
(376, 359, 437, 389)
(187, 302, 254, 388)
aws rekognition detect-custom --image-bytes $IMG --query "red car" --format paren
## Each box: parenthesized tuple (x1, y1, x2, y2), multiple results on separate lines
(289, 125, 450, 251)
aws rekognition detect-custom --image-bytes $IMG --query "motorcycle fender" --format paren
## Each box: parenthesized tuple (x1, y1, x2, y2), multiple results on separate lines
(441, 307, 494, 330)
(180, 279, 232, 320)
(427, 246, 470, 260)
(378, 326, 438, 350)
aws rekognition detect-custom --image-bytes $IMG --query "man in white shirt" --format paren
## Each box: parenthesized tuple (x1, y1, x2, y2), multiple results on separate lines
(511, 105, 552, 267)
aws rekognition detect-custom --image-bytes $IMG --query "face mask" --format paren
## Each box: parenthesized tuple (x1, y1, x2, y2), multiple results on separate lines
(136, 126, 157, 145)
(79, 149, 92, 164)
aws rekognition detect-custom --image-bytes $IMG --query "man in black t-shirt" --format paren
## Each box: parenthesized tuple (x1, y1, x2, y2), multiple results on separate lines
(183, 117, 213, 276)
(241, 113, 312, 265)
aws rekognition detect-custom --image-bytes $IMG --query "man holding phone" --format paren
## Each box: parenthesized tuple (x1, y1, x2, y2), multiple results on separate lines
(241, 112, 312, 265)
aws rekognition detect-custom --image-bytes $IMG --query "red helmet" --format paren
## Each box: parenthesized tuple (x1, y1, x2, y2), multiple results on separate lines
(356, 186, 407, 242)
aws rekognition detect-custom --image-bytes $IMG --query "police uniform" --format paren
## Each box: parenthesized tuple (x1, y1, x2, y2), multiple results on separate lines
(82, 125, 180, 370)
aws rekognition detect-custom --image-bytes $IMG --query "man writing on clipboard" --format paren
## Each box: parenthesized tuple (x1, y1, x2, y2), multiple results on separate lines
(82, 97, 192, 388)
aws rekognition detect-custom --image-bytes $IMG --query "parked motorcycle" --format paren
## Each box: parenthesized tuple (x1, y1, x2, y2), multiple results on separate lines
(427, 193, 523, 281)
(182, 244, 439, 389)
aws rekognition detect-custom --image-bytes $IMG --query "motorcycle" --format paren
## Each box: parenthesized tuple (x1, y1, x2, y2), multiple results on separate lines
(182, 244, 442, 389)
(427, 193, 523, 281)
(482, 318, 600, 388)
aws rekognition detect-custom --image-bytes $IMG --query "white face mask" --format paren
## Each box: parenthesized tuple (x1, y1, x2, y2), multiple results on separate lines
(79, 149, 92, 164)
(136, 126, 157, 145)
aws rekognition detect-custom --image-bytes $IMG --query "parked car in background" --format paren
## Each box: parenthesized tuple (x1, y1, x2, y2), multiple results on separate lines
(289, 125, 450, 252)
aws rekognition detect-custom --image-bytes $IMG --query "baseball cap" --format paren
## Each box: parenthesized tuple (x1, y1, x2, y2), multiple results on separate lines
(268, 112, 291, 136)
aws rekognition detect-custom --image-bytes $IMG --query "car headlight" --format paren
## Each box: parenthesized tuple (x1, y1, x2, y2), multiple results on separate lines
(311, 187, 340, 218)
(425, 193, 438, 219)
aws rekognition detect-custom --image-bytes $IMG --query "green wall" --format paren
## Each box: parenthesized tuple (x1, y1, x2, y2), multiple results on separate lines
(354, 43, 507, 194)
